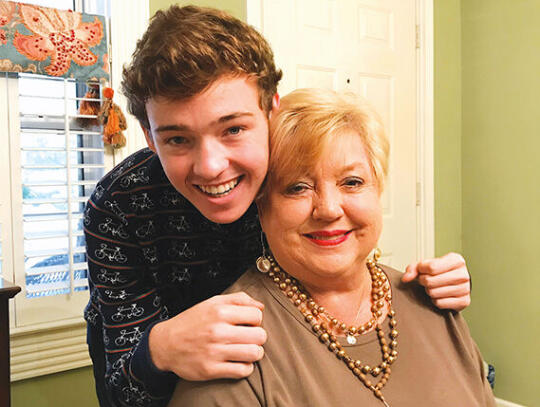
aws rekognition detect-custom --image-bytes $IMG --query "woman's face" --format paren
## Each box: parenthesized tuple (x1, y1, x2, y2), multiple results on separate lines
(259, 130, 383, 289)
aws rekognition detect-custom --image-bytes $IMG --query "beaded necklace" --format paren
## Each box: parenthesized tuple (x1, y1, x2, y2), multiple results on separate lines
(256, 251, 398, 406)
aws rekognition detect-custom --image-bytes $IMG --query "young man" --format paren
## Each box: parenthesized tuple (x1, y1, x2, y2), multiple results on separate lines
(84, 5, 471, 407)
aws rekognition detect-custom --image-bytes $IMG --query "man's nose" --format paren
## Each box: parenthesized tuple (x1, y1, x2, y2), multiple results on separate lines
(193, 139, 229, 180)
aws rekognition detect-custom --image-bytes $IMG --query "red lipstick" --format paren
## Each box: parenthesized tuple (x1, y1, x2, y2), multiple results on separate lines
(304, 230, 351, 246)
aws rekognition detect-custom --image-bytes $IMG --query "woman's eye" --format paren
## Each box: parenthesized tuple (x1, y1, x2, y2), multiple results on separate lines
(285, 182, 310, 195)
(343, 177, 365, 187)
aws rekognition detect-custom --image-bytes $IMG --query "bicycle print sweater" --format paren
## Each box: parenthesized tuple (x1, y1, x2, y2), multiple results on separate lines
(83, 148, 261, 406)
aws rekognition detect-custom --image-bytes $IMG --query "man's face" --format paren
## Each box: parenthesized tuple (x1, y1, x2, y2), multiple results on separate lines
(144, 75, 274, 224)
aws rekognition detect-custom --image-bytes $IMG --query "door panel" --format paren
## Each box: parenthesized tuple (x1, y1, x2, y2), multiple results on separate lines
(250, 0, 417, 270)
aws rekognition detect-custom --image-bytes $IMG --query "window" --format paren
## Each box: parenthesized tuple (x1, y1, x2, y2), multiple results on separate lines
(2, 0, 113, 327)
(20, 76, 105, 298)
(7, 74, 111, 325)
(1, 0, 149, 380)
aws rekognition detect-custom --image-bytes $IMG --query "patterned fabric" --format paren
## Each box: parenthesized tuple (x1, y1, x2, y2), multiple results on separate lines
(84, 148, 261, 407)
(0, 1, 108, 80)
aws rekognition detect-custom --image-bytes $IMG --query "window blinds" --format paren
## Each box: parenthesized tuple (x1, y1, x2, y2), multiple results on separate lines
(18, 74, 105, 298)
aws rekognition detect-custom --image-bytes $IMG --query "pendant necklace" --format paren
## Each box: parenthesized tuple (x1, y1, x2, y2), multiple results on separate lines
(257, 250, 398, 406)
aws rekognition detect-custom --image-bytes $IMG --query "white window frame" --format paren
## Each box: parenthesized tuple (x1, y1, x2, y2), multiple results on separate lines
(1, 0, 149, 381)
(0, 77, 15, 300)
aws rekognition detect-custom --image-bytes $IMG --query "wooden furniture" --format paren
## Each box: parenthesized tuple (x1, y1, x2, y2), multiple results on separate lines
(0, 279, 20, 407)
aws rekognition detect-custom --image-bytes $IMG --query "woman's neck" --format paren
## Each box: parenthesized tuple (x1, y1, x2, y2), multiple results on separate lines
(300, 267, 375, 327)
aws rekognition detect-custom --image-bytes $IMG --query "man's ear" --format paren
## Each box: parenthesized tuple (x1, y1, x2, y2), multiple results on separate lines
(142, 125, 156, 153)
(268, 93, 280, 119)
(272, 92, 280, 110)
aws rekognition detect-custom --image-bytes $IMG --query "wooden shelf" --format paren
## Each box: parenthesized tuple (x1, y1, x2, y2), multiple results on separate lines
(0, 279, 21, 407)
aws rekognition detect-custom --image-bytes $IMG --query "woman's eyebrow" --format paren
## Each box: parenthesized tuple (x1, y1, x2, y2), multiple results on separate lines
(338, 162, 367, 173)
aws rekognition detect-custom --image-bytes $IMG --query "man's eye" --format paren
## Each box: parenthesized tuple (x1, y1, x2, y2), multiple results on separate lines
(226, 126, 243, 135)
(167, 136, 188, 145)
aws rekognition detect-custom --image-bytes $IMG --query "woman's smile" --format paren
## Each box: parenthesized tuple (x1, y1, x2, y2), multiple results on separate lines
(303, 230, 353, 246)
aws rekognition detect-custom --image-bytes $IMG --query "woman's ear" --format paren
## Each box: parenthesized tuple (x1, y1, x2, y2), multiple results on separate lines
(255, 189, 268, 231)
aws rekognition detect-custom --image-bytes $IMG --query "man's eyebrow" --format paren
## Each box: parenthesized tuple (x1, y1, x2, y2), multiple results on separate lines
(216, 112, 254, 124)
(153, 112, 255, 134)
(154, 124, 189, 133)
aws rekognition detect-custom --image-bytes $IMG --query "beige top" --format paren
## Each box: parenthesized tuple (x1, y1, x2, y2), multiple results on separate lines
(169, 267, 495, 407)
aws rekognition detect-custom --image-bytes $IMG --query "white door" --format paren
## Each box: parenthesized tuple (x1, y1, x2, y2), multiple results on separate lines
(248, 0, 418, 271)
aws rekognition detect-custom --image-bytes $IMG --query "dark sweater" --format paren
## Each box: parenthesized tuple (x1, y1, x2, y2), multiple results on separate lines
(84, 148, 261, 406)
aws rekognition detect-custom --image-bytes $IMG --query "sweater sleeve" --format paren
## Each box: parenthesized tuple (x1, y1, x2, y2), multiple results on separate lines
(452, 313, 497, 407)
(84, 186, 177, 407)
(168, 366, 264, 407)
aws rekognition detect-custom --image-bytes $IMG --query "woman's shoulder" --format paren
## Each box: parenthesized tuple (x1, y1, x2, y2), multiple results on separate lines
(382, 264, 481, 351)
(222, 268, 271, 298)
(380, 264, 445, 315)
(381, 264, 478, 351)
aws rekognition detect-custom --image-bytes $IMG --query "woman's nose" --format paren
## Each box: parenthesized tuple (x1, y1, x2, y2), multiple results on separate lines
(312, 189, 344, 221)
(193, 140, 229, 179)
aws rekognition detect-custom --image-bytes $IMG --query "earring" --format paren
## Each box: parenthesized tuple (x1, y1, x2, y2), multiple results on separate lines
(367, 248, 382, 268)
(373, 248, 381, 263)
(256, 232, 271, 273)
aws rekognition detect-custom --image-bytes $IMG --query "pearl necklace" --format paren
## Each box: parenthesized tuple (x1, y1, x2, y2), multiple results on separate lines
(257, 252, 398, 406)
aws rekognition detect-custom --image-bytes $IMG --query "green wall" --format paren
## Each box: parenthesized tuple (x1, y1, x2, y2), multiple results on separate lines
(436, 1, 540, 404)
(460, 1, 540, 405)
(12, 367, 98, 407)
(434, 0, 462, 256)
(150, 0, 245, 20)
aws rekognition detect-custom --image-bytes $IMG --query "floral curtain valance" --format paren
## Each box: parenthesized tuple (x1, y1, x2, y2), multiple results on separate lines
(0, 1, 109, 81)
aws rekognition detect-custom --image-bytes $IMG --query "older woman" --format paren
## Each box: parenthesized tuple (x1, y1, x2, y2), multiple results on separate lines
(169, 89, 494, 406)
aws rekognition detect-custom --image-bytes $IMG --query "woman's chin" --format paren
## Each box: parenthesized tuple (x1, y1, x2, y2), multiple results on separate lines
(300, 243, 370, 273)
(287, 256, 366, 284)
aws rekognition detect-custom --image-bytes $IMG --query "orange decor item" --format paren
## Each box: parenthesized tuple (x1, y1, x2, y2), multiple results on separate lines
(98, 87, 127, 148)
(103, 87, 114, 99)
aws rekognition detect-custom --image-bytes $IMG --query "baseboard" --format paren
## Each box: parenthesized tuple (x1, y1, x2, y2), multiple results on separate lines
(496, 397, 527, 407)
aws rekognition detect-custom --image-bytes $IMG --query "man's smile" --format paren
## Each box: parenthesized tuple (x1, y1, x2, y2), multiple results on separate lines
(195, 176, 243, 197)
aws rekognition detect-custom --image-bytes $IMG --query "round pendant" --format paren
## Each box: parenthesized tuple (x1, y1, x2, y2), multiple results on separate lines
(346, 334, 357, 345)
(256, 257, 271, 273)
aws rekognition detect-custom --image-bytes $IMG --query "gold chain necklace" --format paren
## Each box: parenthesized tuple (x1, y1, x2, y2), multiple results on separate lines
(257, 252, 398, 406)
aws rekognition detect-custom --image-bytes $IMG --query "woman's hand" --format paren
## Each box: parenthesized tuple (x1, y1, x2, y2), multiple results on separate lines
(402, 252, 471, 311)
(149, 292, 267, 380)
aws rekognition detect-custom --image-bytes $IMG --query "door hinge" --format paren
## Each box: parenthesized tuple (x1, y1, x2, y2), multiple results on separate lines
(416, 182, 421, 206)
(415, 24, 421, 49)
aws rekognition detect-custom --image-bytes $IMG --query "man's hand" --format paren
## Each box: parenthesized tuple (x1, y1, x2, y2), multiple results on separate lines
(402, 252, 471, 311)
(149, 292, 267, 381)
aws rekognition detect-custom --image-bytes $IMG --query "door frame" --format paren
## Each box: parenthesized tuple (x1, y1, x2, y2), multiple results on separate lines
(246, 0, 435, 261)
(416, 0, 434, 260)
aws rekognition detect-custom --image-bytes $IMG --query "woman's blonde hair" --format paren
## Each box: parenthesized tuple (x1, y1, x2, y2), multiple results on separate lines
(261, 88, 389, 199)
